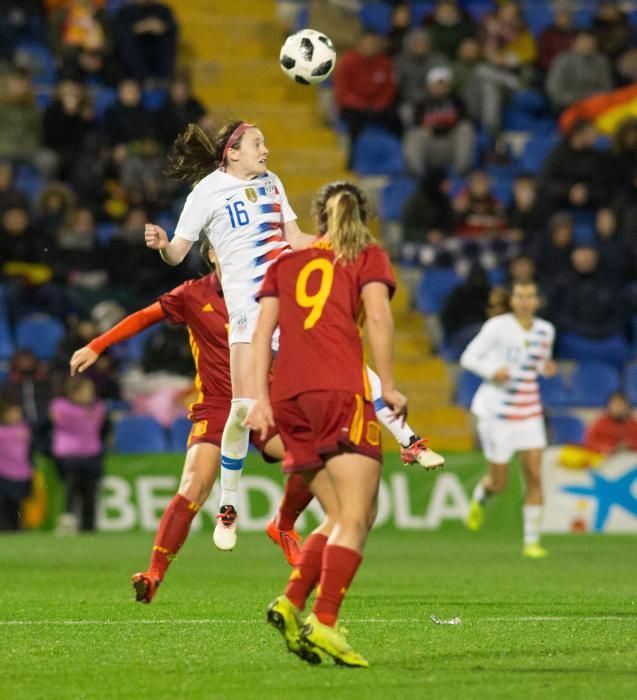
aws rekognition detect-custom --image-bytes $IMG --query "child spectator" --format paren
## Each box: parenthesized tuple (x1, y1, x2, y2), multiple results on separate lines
(0, 396, 34, 531)
(584, 392, 637, 455)
(51, 375, 107, 533)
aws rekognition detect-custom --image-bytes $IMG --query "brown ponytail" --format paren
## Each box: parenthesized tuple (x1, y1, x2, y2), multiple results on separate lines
(166, 120, 246, 186)
(312, 181, 375, 263)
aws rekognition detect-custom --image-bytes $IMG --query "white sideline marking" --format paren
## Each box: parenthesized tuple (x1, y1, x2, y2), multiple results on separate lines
(0, 615, 633, 626)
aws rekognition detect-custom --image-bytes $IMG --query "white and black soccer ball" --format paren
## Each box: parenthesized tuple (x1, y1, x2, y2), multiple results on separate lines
(279, 29, 336, 85)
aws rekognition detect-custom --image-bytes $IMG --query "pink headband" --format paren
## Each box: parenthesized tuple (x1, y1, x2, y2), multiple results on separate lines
(221, 122, 254, 163)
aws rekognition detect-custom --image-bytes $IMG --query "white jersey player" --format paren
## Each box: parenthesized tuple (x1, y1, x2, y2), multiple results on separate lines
(460, 281, 557, 559)
(145, 121, 312, 551)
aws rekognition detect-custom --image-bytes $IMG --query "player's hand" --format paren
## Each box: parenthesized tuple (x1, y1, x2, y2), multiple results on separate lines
(244, 399, 275, 441)
(382, 386, 408, 423)
(145, 223, 169, 250)
(69, 346, 98, 376)
(493, 367, 510, 383)
(542, 360, 558, 378)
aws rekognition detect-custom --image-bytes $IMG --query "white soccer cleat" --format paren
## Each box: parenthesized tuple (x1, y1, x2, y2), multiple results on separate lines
(400, 437, 445, 470)
(213, 505, 238, 551)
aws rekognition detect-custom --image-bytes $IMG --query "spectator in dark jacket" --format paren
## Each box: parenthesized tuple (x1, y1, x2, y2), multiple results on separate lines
(156, 72, 206, 147)
(537, 119, 614, 216)
(594, 208, 635, 288)
(115, 0, 177, 82)
(0, 160, 29, 214)
(549, 245, 625, 339)
(536, 3, 577, 73)
(422, 0, 475, 61)
(611, 117, 637, 244)
(592, 0, 633, 61)
(102, 78, 157, 147)
(403, 65, 475, 175)
(533, 212, 575, 293)
(401, 167, 454, 244)
(506, 173, 543, 244)
(43, 80, 96, 179)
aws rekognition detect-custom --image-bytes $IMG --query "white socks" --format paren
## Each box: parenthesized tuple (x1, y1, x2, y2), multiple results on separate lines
(219, 398, 255, 508)
(472, 481, 490, 506)
(366, 366, 416, 447)
(523, 504, 543, 545)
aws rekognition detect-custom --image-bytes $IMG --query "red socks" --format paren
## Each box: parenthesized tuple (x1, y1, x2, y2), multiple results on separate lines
(313, 545, 362, 627)
(148, 494, 200, 579)
(276, 473, 314, 531)
(285, 532, 328, 609)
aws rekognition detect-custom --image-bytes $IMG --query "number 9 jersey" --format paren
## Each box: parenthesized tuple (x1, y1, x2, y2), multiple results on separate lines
(173, 169, 297, 321)
(256, 240, 395, 403)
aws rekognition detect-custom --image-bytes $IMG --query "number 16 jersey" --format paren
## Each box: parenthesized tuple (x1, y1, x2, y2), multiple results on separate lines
(257, 241, 395, 403)
(174, 168, 297, 317)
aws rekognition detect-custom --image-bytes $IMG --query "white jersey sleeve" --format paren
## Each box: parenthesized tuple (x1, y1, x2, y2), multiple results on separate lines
(174, 182, 213, 242)
(459, 317, 503, 380)
(273, 173, 297, 223)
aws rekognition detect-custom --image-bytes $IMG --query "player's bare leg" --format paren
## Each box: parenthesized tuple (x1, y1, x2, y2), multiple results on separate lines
(263, 434, 307, 566)
(520, 448, 547, 558)
(466, 461, 508, 531)
(216, 342, 255, 551)
(132, 442, 219, 602)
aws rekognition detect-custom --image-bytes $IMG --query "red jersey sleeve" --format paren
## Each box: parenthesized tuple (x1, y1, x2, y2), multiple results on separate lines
(358, 245, 396, 299)
(158, 281, 189, 324)
(256, 259, 281, 300)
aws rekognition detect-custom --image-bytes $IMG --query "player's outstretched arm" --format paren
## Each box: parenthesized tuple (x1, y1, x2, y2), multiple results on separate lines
(282, 219, 316, 250)
(245, 297, 279, 440)
(69, 303, 167, 376)
(361, 282, 407, 421)
(144, 223, 193, 265)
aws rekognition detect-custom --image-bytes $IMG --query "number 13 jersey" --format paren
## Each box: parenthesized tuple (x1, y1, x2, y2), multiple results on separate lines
(257, 240, 395, 402)
(174, 169, 297, 317)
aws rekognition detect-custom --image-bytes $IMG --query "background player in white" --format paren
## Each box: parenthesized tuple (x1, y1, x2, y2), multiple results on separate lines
(145, 121, 312, 550)
(460, 281, 557, 558)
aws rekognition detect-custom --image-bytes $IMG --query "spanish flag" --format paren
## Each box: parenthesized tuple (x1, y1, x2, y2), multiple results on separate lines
(559, 84, 637, 136)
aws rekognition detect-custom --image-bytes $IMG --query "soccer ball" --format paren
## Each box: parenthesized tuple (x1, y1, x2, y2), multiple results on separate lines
(279, 29, 336, 85)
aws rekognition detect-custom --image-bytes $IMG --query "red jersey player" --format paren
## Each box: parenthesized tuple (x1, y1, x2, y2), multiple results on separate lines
(247, 181, 407, 668)
(69, 243, 305, 602)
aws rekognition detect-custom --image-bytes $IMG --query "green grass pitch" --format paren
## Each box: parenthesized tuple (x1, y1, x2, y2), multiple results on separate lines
(1, 452, 635, 700)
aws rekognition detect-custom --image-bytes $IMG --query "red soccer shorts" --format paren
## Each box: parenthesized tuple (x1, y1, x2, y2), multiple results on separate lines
(273, 390, 382, 473)
(250, 424, 281, 464)
(186, 399, 229, 448)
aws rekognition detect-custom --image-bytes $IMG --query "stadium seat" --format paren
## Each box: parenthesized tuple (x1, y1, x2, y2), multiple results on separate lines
(169, 416, 192, 451)
(568, 362, 621, 407)
(142, 88, 168, 110)
(15, 165, 45, 201)
(0, 319, 14, 361)
(352, 128, 404, 176)
(548, 414, 585, 445)
(358, 2, 393, 34)
(114, 415, 168, 453)
(410, 2, 435, 25)
(520, 134, 559, 173)
(456, 369, 481, 409)
(623, 363, 637, 405)
(556, 332, 629, 370)
(96, 222, 117, 245)
(92, 87, 117, 120)
(15, 315, 65, 360)
(461, 0, 495, 21)
(15, 40, 57, 85)
(538, 373, 571, 408)
(416, 266, 462, 314)
(379, 176, 417, 221)
(523, 4, 553, 37)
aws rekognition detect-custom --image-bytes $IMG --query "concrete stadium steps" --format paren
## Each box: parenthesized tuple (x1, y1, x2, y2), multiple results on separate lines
(165, 0, 475, 452)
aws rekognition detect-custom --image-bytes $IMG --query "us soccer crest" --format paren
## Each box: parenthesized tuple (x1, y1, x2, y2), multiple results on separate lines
(264, 179, 276, 196)
(245, 187, 257, 203)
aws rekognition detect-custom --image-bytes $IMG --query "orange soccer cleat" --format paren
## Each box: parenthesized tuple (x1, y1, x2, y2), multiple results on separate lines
(400, 437, 445, 471)
(131, 571, 161, 604)
(266, 518, 302, 566)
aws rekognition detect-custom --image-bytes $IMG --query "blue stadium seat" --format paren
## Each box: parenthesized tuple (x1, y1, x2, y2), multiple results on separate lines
(520, 134, 559, 173)
(352, 128, 404, 176)
(169, 417, 192, 451)
(623, 363, 637, 405)
(523, 4, 553, 37)
(142, 88, 168, 110)
(548, 414, 585, 445)
(92, 87, 117, 120)
(359, 2, 393, 34)
(568, 362, 621, 407)
(539, 374, 571, 408)
(416, 266, 462, 314)
(456, 369, 481, 409)
(114, 415, 168, 453)
(410, 2, 435, 25)
(96, 222, 117, 245)
(15, 40, 57, 85)
(573, 7, 595, 28)
(15, 165, 45, 201)
(379, 176, 418, 221)
(15, 315, 65, 360)
(461, 0, 495, 21)
(0, 318, 14, 361)
(556, 332, 629, 370)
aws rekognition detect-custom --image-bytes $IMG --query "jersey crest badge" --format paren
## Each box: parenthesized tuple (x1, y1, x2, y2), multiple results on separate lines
(245, 187, 257, 203)
(264, 179, 276, 196)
